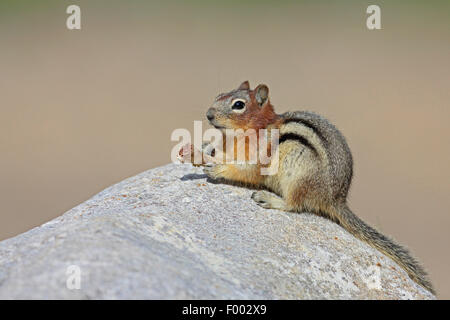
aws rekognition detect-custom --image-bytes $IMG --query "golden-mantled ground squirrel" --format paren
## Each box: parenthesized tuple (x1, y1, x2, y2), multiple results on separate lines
(201, 81, 434, 294)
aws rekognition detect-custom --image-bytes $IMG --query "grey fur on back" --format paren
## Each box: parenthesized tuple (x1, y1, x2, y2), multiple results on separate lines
(281, 111, 353, 202)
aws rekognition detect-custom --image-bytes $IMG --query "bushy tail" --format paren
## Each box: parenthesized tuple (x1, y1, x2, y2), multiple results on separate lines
(333, 204, 434, 294)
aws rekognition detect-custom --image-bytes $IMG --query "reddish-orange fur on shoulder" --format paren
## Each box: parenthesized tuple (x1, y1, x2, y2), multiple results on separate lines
(223, 88, 282, 164)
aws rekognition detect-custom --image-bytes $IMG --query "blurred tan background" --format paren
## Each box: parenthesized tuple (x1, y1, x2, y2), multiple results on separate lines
(0, 0, 449, 298)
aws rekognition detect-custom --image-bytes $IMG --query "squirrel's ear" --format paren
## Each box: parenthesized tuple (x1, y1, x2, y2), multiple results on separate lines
(238, 81, 250, 90)
(255, 84, 269, 106)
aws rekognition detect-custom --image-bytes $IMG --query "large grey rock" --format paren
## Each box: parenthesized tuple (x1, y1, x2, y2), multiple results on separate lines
(0, 164, 434, 299)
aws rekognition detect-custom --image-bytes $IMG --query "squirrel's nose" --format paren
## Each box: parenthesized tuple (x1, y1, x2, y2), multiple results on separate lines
(206, 108, 215, 121)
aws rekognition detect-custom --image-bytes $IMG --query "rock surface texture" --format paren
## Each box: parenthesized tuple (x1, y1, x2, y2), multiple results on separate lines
(0, 164, 435, 299)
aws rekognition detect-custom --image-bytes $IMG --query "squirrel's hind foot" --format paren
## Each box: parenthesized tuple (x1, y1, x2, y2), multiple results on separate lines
(251, 190, 287, 211)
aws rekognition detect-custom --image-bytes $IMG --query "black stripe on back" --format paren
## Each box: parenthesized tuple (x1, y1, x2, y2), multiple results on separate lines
(283, 119, 328, 146)
(279, 133, 318, 156)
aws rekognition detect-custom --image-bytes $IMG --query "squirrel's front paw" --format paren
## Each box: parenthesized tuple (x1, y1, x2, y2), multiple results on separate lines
(203, 164, 226, 181)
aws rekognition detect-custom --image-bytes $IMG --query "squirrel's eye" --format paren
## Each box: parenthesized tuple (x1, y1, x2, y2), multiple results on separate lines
(231, 100, 245, 111)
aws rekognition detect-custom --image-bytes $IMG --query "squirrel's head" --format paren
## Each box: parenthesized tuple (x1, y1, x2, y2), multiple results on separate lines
(206, 81, 279, 132)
